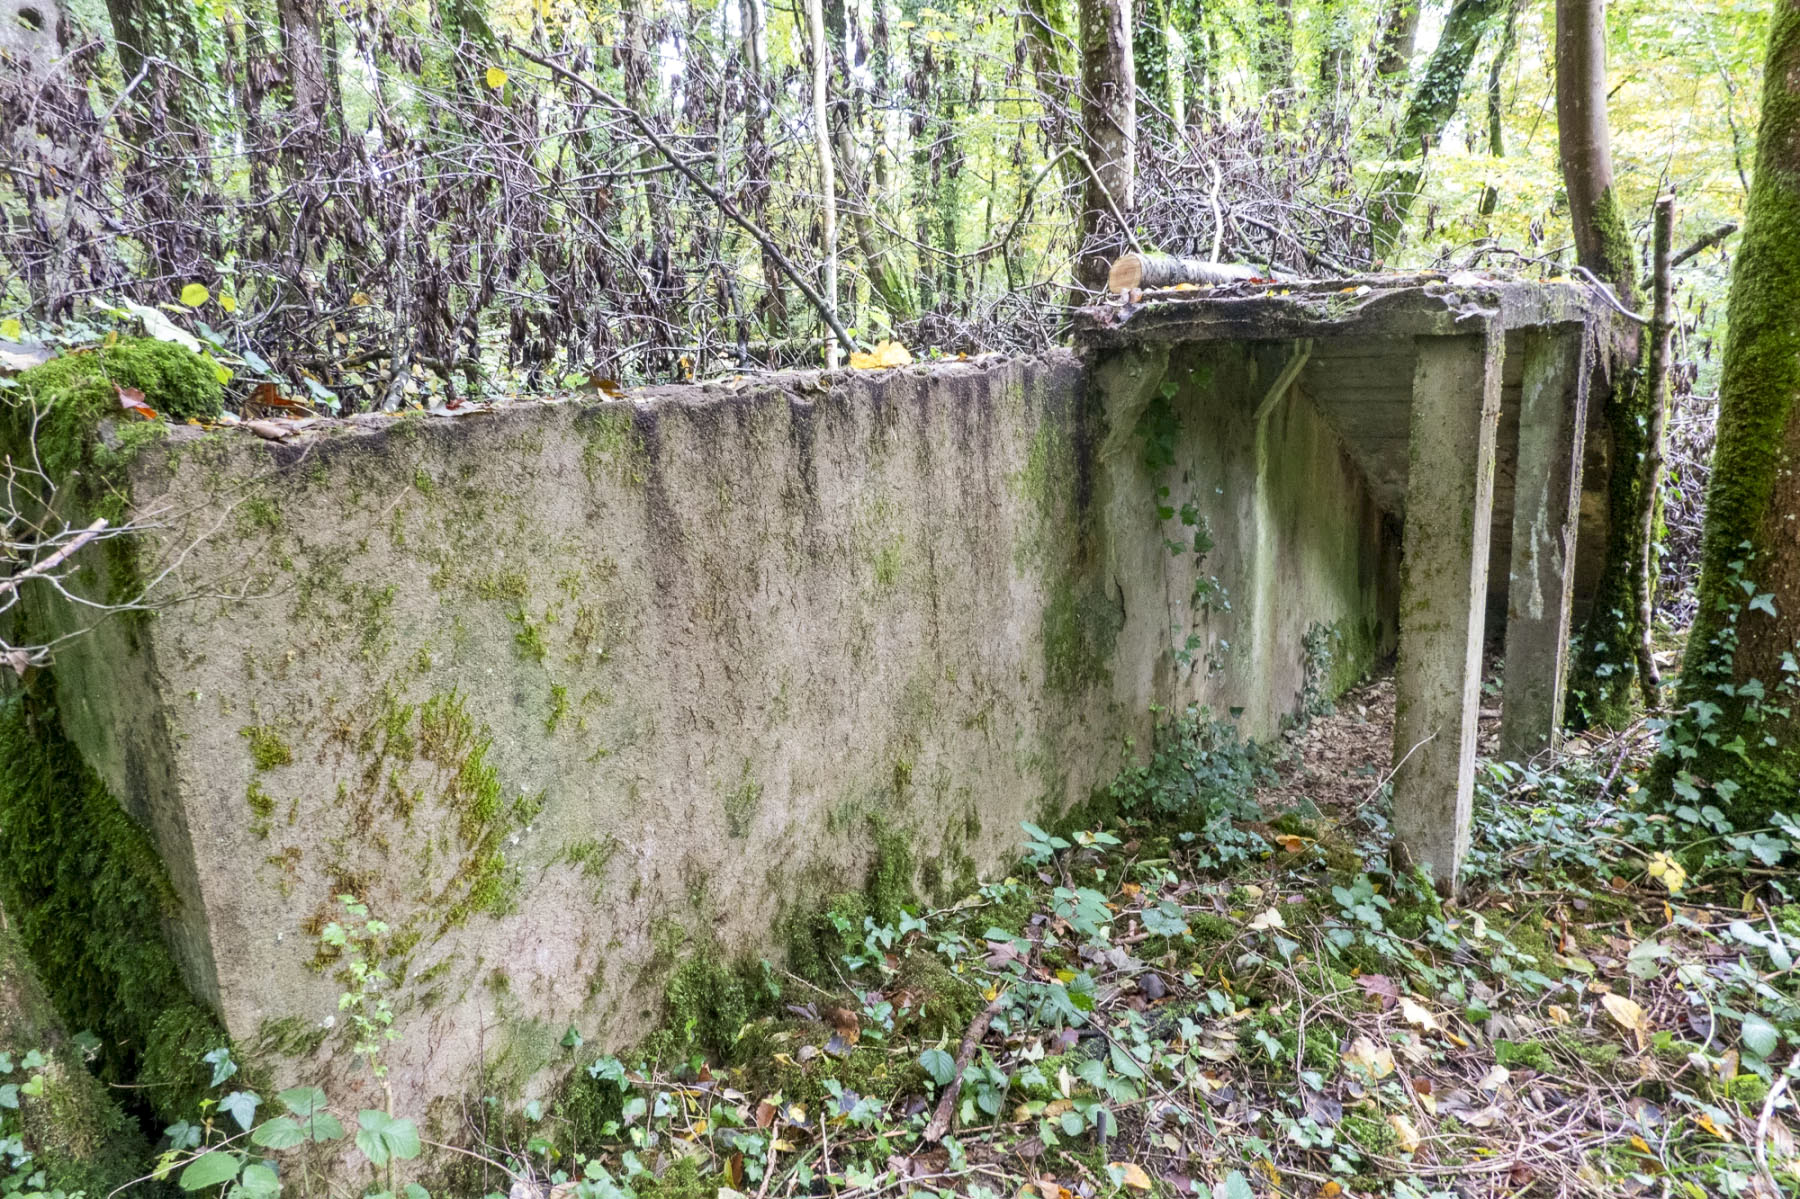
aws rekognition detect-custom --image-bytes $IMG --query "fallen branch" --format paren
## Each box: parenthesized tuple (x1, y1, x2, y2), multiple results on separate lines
(919, 992, 1009, 1143)
(1668, 221, 1738, 270)
(0, 517, 109, 600)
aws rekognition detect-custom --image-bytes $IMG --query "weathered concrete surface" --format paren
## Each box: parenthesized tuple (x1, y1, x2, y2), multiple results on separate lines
(1389, 333, 1504, 891)
(1499, 328, 1591, 762)
(23, 353, 1396, 1130)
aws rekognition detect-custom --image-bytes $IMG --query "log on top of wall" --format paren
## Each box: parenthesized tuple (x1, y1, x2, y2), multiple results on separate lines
(1107, 254, 1271, 292)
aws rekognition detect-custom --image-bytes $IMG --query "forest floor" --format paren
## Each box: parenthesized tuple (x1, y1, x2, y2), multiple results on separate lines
(487, 678, 1800, 1199)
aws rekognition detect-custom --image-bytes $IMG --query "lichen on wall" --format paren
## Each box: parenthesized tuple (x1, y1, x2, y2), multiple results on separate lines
(8, 350, 1399, 1138)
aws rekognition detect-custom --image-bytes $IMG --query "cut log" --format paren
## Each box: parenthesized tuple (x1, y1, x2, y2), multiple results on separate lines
(1108, 253, 1269, 292)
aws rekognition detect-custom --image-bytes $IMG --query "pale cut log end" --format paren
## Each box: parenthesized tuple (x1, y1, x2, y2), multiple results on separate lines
(1107, 253, 1144, 293)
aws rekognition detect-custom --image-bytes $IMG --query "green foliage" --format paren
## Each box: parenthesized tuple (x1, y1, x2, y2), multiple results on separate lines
(1107, 705, 1267, 867)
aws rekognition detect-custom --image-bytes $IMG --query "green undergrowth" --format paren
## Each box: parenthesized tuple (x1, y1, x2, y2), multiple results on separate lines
(0, 684, 227, 1128)
(451, 704, 1800, 1199)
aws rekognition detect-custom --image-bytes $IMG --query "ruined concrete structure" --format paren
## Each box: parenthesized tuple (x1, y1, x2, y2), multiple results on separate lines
(6, 274, 1619, 1137)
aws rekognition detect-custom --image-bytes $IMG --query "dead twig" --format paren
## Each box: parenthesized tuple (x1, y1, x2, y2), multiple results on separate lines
(919, 992, 1009, 1144)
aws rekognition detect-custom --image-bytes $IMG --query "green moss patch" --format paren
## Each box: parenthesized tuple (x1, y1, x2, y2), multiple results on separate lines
(0, 684, 226, 1125)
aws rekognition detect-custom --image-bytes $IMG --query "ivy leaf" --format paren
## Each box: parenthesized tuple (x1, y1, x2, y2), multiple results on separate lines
(918, 1048, 956, 1087)
(356, 1110, 423, 1165)
(279, 1085, 330, 1118)
(1741, 1013, 1780, 1059)
(220, 1090, 260, 1131)
(178, 1150, 242, 1190)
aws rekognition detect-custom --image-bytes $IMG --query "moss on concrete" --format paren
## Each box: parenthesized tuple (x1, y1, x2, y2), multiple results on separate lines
(0, 685, 226, 1126)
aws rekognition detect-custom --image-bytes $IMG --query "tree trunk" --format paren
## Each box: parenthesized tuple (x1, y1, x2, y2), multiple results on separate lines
(1633, 192, 1675, 710)
(1, 0, 118, 314)
(806, 0, 840, 365)
(104, 0, 215, 284)
(1478, 0, 1522, 214)
(1556, 0, 1637, 307)
(1252, 0, 1294, 101)
(1369, 0, 1507, 258)
(1077, 0, 1134, 292)
(1659, 0, 1800, 825)
(1375, 0, 1420, 83)
(1134, 0, 1173, 143)
(1318, 0, 1353, 100)
(277, 0, 328, 159)
(1559, 0, 1651, 728)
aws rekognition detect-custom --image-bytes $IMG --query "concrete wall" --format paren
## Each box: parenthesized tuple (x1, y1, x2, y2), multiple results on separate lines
(25, 352, 1396, 1126)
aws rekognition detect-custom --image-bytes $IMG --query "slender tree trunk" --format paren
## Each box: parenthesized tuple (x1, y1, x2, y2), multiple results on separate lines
(1659, 0, 1800, 824)
(1318, 0, 1353, 101)
(1631, 193, 1675, 710)
(1559, 0, 1652, 728)
(1134, 0, 1172, 143)
(1077, 0, 1133, 292)
(1369, 0, 1507, 258)
(806, 0, 839, 365)
(1478, 0, 1522, 214)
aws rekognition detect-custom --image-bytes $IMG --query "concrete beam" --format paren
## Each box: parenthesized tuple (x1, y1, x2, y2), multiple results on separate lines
(1391, 331, 1503, 892)
(1499, 327, 1590, 762)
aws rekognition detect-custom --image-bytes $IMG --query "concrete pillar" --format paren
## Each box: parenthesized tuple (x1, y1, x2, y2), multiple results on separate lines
(1391, 331, 1503, 893)
(1499, 327, 1590, 763)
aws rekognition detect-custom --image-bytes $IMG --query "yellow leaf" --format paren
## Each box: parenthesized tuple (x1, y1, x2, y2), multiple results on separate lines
(848, 340, 914, 370)
(1646, 852, 1687, 894)
(218, 293, 237, 313)
(1695, 1112, 1729, 1139)
(0, 318, 21, 341)
(1110, 1162, 1152, 1190)
(486, 66, 508, 89)
(1388, 1113, 1422, 1154)
(179, 282, 210, 307)
(1548, 1005, 1572, 1025)
(1341, 1036, 1395, 1078)
(1318, 1184, 1343, 1199)
(1602, 992, 1648, 1034)
(351, 292, 372, 307)
(1399, 996, 1441, 1033)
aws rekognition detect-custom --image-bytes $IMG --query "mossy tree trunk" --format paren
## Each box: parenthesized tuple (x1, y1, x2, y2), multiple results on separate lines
(1558, 0, 1651, 728)
(1374, 0, 1421, 84)
(1658, 0, 1800, 824)
(1369, 0, 1508, 259)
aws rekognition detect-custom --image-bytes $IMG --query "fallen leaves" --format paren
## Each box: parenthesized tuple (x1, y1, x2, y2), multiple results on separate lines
(115, 384, 158, 420)
(848, 340, 914, 369)
(1248, 907, 1286, 932)
(1601, 992, 1649, 1045)
(1109, 1162, 1152, 1190)
(1646, 852, 1688, 894)
(1341, 1036, 1395, 1079)
(1387, 1112, 1422, 1154)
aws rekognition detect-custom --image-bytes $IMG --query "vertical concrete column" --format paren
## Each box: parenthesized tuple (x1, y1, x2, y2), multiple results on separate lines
(1391, 330, 1503, 893)
(1499, 327, 1591, 762)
